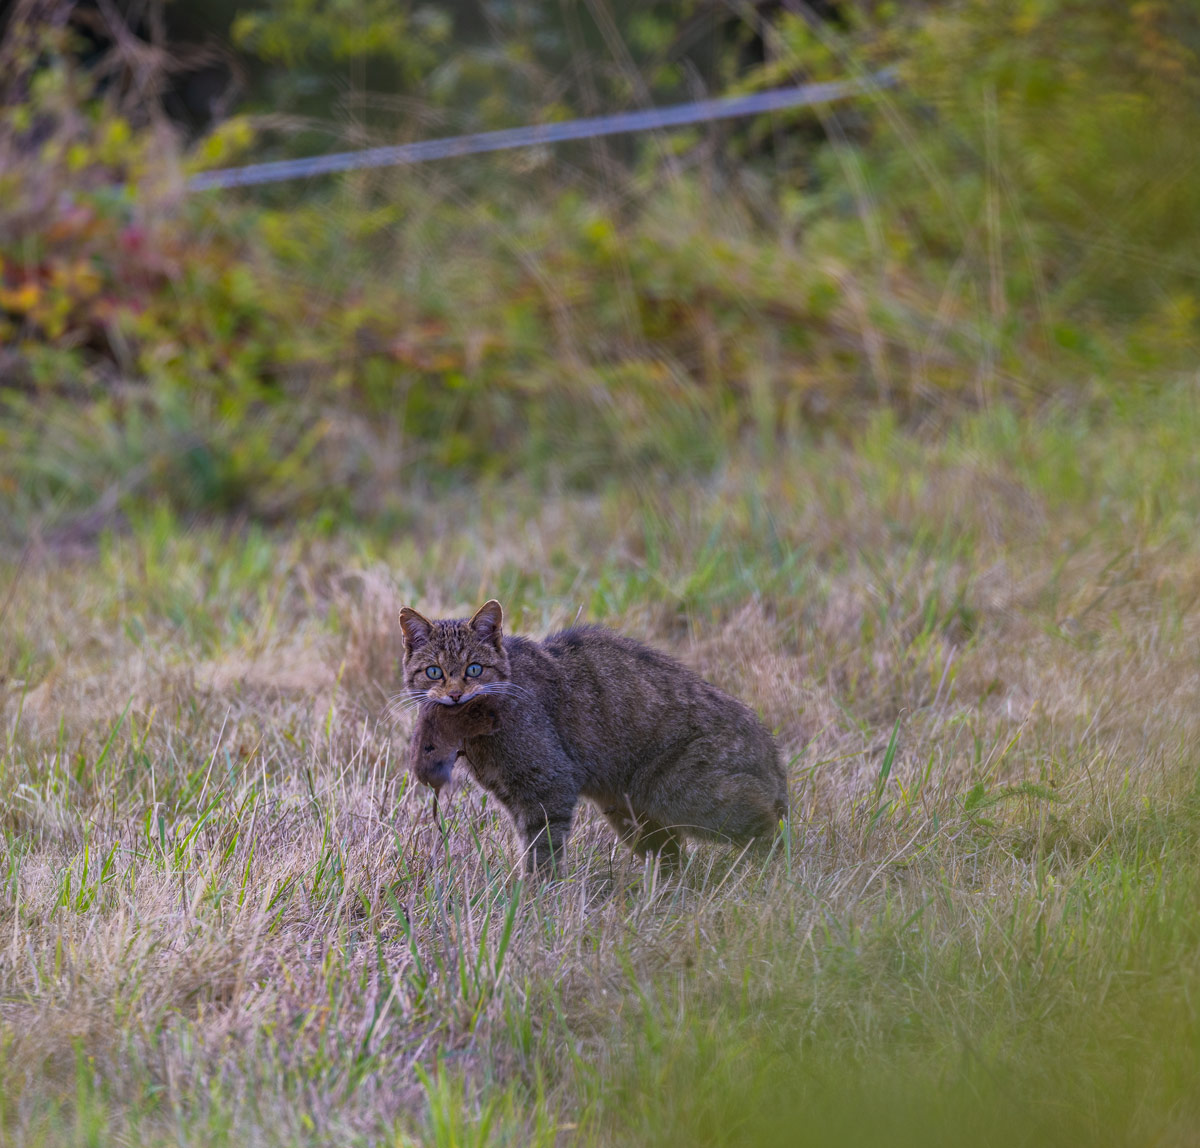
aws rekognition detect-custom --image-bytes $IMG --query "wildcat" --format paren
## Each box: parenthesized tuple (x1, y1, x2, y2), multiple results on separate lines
(399, 600, 787, 874)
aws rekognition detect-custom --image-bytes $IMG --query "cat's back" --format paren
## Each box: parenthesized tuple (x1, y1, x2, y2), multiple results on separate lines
(510, 624, 767, 772)
(539, 624, 698, 695)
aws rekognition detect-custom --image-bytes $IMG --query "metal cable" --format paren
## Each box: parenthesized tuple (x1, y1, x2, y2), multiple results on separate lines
(186, 70, 897, 192)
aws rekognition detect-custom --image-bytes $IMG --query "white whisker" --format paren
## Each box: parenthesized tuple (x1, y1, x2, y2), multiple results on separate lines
(382, 691, 430, 724)
(387, 688, 428, 704)
(476, 681, 531, 703)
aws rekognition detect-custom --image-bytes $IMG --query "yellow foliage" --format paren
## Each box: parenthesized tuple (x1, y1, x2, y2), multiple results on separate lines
(0, 282, 40, 314)
(190, 117, 259, 172)
(49, 260, 102, 299)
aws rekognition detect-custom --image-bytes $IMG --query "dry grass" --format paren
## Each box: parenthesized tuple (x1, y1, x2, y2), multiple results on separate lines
(2, 391, 1200, 1145)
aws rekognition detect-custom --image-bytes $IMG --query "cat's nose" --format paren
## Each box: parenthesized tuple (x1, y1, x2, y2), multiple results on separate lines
(449, 691, 462, 703)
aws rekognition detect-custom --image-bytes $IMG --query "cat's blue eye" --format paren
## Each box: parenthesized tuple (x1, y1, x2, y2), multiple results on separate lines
(466, 663, 483, 678)
(425, 666, 443, 680)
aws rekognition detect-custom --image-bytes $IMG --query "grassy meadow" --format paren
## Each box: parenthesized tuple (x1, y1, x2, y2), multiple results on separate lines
(4, 384, 1200, 1145)
(4, 2, 1200, 1144)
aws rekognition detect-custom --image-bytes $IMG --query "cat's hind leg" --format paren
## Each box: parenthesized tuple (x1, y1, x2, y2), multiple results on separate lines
(602, 802, 684, 868)
(633, 736, 787, 847)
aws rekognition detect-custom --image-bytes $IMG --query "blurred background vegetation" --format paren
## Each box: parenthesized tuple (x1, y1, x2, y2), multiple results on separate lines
(1, 0, 1198, 538)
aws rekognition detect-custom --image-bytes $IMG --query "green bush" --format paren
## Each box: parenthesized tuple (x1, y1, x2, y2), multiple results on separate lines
(2, 1, 1198, 531)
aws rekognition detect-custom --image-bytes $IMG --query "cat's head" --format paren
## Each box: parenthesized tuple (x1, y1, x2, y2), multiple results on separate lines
(410, 699, 501, 790)
(399, 599, 512, 707)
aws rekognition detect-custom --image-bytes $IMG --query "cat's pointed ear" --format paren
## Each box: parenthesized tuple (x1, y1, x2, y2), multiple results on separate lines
(399, 606, 433, 653)
(470, 599, 504, 650)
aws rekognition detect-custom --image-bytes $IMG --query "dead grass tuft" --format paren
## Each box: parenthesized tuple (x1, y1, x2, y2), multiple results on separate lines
(3, 402, 1200, 1143)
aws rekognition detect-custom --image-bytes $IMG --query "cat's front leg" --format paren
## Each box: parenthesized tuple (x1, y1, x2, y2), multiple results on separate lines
(519, 801, 576, 876)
